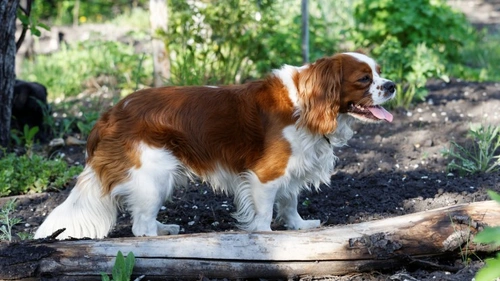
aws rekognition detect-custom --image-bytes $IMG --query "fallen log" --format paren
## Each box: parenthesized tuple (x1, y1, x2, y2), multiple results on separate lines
(1, 200, 500, 280)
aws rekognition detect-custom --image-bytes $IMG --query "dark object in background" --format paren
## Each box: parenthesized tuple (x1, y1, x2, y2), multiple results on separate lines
(12, 80, 50, 142)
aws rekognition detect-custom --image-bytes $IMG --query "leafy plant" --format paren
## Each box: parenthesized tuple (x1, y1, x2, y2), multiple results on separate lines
(353, 0, 474, 108)
(101, 251, 136, 281)
(17, 5, 50, 37)
(166, 0, 274, 85)
(24, 125, 39, 155)
(354, 0, 473, 61)
(474, 191, 500, 281)
(77, 111, 99, 139)
(165, 0, 342, 86)
(444, 124, 500, 175)
(10, 125, 40, 157)
(0, 199, 23, 242)
(0, 152, 83, 196)
(374, 38, 447, 108)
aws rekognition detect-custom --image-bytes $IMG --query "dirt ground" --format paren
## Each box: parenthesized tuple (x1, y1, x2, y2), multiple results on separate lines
(2, 1, 500, 280)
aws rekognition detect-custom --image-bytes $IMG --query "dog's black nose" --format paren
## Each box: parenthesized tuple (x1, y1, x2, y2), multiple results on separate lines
(383, 81, 396, 95)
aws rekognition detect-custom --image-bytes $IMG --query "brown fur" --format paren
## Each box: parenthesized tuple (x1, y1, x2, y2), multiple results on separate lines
(85, 53, 378, 194)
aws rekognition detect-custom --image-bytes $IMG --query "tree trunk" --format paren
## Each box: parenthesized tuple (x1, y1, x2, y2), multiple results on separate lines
(1, 201, 499, 280)
(0, 0, 19, 148)
(149, 0, 170, 87)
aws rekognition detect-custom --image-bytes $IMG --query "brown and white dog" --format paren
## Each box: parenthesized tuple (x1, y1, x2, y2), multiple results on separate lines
(35, 52, 395, 239)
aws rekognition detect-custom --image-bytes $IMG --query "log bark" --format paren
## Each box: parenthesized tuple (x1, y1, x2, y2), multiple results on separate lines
(1, 201, 500, 280)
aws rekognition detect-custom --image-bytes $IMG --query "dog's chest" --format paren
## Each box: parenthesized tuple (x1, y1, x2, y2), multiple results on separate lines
(282, 127, 336, 187)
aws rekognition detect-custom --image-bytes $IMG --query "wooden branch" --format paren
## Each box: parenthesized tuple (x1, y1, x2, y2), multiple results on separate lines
(16, 0, 32, 52)
(1, 201, 499, 280)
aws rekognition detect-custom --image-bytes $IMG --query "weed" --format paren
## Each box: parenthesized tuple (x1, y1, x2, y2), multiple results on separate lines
(444, 124, 500, 175)
(474, 191, 500, 281)
(0, 199, 22, 242)
(10, 125, 39, 155)
(449, 213, 476, 266)
(101, 251, 136, 281)
(16, 232, 33, 240)
(58, 118, 76, 138)
(23, 125, 39, 157)
(76, 111, 99, 139)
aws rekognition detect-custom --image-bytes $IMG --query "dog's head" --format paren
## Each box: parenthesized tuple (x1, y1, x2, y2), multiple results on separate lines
(297, 52, 396, 135)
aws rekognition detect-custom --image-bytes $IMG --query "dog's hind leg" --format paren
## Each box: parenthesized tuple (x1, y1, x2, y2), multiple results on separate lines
(232, 173, 279, 232)
(112, 144, 181, 237)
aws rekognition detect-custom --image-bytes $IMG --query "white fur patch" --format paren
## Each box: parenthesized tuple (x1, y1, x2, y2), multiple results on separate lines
(273, 65, 303, 106)
(282, 125, 337, 189)
(112, 143, 184, 237)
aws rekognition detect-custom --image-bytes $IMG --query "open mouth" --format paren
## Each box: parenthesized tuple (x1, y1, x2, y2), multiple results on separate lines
(348, 103, 393, 122)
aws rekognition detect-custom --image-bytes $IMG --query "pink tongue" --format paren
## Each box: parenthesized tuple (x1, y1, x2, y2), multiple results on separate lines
(368, 106, 393, 122)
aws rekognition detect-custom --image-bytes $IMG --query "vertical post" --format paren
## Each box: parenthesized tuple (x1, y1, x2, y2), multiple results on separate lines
(150, 0, 170, 87)
(301, 0, 309, 64)
(73, 0, 80, 26)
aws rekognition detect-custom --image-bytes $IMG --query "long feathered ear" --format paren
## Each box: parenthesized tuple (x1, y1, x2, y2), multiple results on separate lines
(297, 56, 342, 135)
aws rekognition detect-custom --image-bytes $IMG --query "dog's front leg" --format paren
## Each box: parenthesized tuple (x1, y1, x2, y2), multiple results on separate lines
(232, 173, 279, 232)
(275, 187, 321, 230)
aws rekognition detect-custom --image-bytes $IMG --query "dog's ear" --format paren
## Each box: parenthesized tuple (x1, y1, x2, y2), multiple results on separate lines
(297, 56, 342, 135)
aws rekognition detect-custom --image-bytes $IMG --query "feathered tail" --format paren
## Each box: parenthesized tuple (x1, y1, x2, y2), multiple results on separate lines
(34, 166, 117, 240)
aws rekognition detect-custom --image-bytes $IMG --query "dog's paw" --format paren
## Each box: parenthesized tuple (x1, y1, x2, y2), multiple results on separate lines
(287, 219, 321, 230)
(156, 222, 180, 235)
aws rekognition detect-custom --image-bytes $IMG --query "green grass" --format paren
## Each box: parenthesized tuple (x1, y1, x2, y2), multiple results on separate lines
(19, 40, 152, 100)
(449, 32, 500, 82)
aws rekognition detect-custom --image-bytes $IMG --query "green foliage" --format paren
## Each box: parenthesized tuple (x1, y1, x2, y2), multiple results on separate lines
(444, 124, 500, 175)
(0, 199, 22, 242)
(77, 111, 99, 139)
(10, 125, 39, 155)
(32, 0, 148, 25)
(166, 0, 342, 86)
(107, 7, 150, 30)
(449, 32, 500, 82)
(354, 0, 473, 61)
(0, 152, 83, 197)
(20, 40, 152, 99)
(166, 0, 276, 85)
(101, 251, 136, 281)
(353, 0, 474, 108)
(17, 6, 50, 37)
(474, 191, 500, 281)
(375, 38, 446, 108)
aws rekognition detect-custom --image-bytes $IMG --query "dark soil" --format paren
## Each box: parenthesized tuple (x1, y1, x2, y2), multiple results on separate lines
(1, 79, 499, 280)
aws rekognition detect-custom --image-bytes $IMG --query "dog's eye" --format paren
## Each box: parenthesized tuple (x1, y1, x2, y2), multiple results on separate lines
(358, 75, 371, 83)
